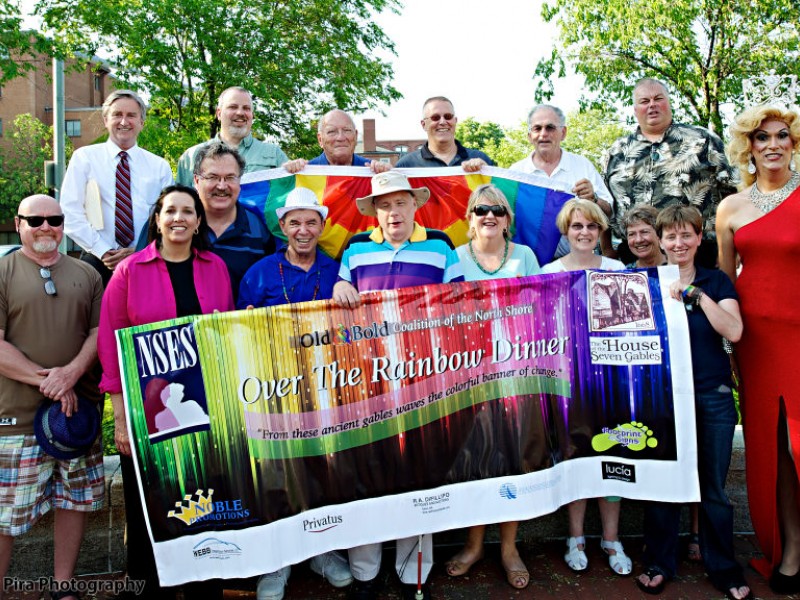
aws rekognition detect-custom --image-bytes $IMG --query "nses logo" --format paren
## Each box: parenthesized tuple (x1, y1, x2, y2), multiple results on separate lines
(601, 461, 636, 483)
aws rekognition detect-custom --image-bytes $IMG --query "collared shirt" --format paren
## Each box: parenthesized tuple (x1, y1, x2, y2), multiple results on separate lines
(61, 140, 174, 258)
(308, 152, 371, 166)
(395, 140, 494, 168)
(602, 122, 738, 235)
(176, 134, 289, 186)
(97, 242, 234, 395)
(339, 223, 464, 291)
(237, 245, 339, 309)
(510, 149, 612, 257)
(208, 202, 275, 301)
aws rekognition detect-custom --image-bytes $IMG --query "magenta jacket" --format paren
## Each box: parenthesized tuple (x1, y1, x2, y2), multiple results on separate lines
(98, 242, 234, 394)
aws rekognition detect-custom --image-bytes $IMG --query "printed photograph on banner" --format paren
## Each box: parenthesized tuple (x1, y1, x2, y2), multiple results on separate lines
(588, 272, 655, 332)
(132, 323, 211, 442)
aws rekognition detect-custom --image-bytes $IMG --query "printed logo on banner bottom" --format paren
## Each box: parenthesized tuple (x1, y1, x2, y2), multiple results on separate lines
(192, 537, 243, 560)
(591, 421, 659, 452)
(168, 489, 253, 528)
(601, 462, 637, 483)
(302, 514, 343, 533)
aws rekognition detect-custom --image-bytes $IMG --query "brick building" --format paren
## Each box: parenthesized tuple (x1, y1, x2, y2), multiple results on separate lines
(357, 118, 424, 165)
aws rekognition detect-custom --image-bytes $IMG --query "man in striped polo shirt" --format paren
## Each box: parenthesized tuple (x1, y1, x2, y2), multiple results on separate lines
(333, 172, 463, 600)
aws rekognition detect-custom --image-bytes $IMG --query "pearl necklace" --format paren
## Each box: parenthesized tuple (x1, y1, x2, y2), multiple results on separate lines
(468, 239, 510, 275)
(750, 171, 800, 214)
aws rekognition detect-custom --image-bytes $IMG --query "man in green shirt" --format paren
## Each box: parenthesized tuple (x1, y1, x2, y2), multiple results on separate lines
(177, 86, 288, 185)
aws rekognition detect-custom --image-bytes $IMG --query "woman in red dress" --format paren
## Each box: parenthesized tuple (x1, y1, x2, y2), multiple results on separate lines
(717, 105, 800, 594)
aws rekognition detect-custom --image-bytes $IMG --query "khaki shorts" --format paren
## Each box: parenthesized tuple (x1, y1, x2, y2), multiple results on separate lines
(0, 434, 104, 536)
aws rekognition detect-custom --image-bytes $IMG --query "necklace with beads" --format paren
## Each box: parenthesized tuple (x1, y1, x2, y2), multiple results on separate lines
(468, 238, 510, 275)
(279, 261, 320, 304)
(750, 171, 800, 214)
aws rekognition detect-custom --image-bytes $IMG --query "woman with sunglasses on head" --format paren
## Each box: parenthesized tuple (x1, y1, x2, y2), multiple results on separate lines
(716, 105, 800, 594)
(97, 185, 233, 600)
(542, 199, 632, 577)
(445, 184, 538, 590)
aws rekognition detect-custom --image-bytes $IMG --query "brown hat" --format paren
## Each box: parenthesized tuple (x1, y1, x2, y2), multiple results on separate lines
(355, 172, 430, 217)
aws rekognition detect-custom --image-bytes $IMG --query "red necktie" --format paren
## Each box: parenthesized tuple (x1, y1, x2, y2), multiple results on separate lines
(115, 151, 134, 247)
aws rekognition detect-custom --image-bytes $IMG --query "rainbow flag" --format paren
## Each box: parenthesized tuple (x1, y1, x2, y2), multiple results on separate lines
(239, 166, 573, 263)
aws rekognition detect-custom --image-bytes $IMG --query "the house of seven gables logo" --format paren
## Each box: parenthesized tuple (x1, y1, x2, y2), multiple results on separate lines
(133, 323, 211, 442)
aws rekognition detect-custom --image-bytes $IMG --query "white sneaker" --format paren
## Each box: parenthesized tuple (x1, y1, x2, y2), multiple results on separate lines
(256, 566, 291, 600)
(309, 551, 353, 588)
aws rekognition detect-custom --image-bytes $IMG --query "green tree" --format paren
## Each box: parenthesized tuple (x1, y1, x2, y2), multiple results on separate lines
(36, 0, 402, 156)
(0, 114, 70, 221)
(534, 0, 800, 134)
(561, 110, 627, 171)
(0, 0, 67, 83)
(484, 121, 529, 168)
(455, 118, 504, 154)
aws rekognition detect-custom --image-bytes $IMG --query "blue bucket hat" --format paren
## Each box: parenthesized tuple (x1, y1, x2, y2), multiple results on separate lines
(34, 396, 101, 460)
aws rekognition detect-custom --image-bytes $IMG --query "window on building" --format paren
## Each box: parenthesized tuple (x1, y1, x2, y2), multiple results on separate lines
(395, 145, 409, 154)
(94, 75, 102, 91)
(65, 120, 81, 137)
(0, 118, 3, 137)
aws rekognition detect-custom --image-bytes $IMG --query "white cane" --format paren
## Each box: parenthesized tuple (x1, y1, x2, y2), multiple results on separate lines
(415, 533, 424, 599)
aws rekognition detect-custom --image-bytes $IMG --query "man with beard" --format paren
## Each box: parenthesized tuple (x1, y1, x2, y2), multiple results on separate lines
(395, 97, 492, 172)
(0, 195, 104, 600)
(177, 87, 289, 185)
(61, 90, 173, 285)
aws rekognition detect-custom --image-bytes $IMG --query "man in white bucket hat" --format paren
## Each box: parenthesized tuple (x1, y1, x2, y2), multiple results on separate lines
(238, 187, 339, 309)
(333, 171, 463, 600)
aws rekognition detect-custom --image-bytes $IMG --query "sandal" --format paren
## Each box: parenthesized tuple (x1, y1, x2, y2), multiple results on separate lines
(564, 536, 588, 572)
(502, 555, 530, 589)
(687, 533, 702, 562)
(636, 566, 666, 595)
(600, 539, 632, 576)
(445, 548, 484, 577)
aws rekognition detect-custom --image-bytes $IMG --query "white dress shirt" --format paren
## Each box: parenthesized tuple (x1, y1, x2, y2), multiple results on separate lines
(509, 149, 613, 204)
(61, 140, 173, 258)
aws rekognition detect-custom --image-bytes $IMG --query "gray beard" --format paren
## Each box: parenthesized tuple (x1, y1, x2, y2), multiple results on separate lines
(32, 240, 58, 253)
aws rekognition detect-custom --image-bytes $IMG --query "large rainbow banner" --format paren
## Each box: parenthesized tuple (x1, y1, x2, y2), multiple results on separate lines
(239, 166, 573, 264)
(118, 267, 698, 585)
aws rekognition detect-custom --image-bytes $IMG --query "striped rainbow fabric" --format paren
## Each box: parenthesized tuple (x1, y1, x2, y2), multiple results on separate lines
(239, 166, 574, 264)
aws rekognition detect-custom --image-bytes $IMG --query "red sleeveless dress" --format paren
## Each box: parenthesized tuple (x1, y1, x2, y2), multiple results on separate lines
(734, 185, 800, 578)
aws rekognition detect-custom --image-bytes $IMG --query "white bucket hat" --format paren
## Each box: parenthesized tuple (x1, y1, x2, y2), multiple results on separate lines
(355, 171, 430, 216)
(276, 187, 329, 221)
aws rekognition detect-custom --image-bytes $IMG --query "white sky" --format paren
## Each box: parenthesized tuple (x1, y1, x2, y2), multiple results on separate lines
(354, 0, 585, 139)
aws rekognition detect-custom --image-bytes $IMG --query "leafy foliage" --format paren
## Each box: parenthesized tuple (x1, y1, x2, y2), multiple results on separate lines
(534, 0, 800, 134)
(0, 114, 70, 222)
(455, 118, 505, 153)
(561, 110, 627, 170)
(35, 0, 402, 156)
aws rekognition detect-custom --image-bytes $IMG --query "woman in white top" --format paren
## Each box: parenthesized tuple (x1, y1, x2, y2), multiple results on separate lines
(447, 184, 538, 590)
(542, 198, 631, 577)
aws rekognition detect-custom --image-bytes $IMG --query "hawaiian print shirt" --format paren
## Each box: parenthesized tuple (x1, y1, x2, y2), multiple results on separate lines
(602, 122, 738, 236)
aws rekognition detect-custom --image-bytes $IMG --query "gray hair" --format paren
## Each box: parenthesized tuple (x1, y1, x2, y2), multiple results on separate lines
(422, 96, 454, 114)
(193, 141, 246, 177)
(317, 109, 356, 134)
(633, 78, 669, 98)
(217, 86, 253, 109)
(527, 104, 566, 128)
(102, 90, 147, 120)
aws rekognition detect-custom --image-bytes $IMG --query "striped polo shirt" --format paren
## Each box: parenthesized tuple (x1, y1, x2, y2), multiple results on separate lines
(339, 223, 464, 292)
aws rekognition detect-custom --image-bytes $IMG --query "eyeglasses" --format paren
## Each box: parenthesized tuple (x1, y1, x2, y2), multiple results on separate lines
(424, 113, 454, 122)
(472, 204, 508, 217)
(323, 128, 356, 138)
(17, 215, 65, 228)
(570, 222, 600, 232)
(39, 267, 57, 296)
(197, 174, 240, 184)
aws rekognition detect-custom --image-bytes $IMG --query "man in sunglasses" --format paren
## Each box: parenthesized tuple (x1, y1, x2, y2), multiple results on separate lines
(395, 97, 494, 171)
(602, 78, 737, 265)
(61, 90, 174, 285)
(510, 104, 613, 258)
(0, 195, 104, 600)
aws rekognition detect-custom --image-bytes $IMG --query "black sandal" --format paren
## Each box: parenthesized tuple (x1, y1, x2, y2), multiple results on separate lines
(636, 566, 666, 595)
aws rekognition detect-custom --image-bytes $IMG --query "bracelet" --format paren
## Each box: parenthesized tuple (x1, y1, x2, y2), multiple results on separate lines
(682, 284, 705, 305)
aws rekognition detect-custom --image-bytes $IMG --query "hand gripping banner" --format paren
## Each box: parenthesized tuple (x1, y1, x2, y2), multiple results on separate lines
(116, 266, 697, 585)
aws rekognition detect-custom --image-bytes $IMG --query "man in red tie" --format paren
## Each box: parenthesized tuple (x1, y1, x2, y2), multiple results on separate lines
(61, 90, 173, 284)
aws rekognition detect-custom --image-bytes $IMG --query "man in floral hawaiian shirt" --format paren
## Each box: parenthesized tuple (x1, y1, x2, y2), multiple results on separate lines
(602, 78, 737, 265)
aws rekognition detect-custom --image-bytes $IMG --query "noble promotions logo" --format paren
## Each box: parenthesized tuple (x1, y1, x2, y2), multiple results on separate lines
(168, 489, 252, 527)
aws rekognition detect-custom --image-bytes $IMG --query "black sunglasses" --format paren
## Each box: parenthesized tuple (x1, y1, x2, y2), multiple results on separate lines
(472, 204, 508, 217)
(425, 113, 454, 122)
(39, 267, 57, 296)
(17, 214, 65, 228)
